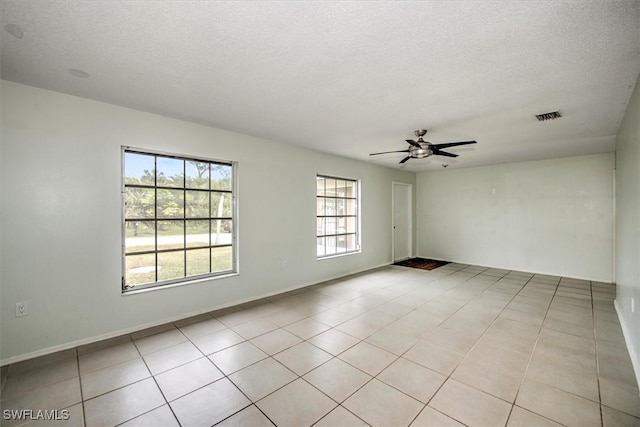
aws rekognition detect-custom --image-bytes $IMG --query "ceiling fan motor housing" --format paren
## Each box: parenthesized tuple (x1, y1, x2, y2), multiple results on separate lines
(410, 143, 432, 158)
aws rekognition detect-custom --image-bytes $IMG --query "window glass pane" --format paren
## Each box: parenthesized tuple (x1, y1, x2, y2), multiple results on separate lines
(325, 236, 337, 255)
(212, 246, 233, 272)
(316, 197, 325, 216)
(211, 192, 232, 218)
(336, 180, 347, 197)
(325, 198, 336, 215)
(316, 218, 325, 237)
(316, 176, 325, 196)
(185, 162, 209, 189)
(125, 219, 155, 238)
(317, 237, 325, 257)
(157, 157, 184, 188)
(125, 253, 157, 287)
(346, 217, 356, 233)
(336, 198, 346, 215)
(186, 190, 210, 218)
(325, 178, 337, 196)
(336, 235, 347, 253)
(344, 180, 356, 198)
(326, 217, 336, 235)
(186, 248, 210, 276)
(157, 220, 184, 251)
(125, 187, 155, 219)
(125, 220, 155, 253)
(346, 199, 356, 216)
(125, 152, 155, 185)
(157, 189, 184, 218)
(337, 217, 347, 234)
(211, 220, 232, 245)
(211, 164, 232, 191)
(157, 251, 185, 282)
(346, 234, 357, 251)
(186, 220, 210, 248)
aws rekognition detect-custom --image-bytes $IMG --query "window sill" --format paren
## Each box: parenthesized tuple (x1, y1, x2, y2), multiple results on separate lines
(317, 250, 361, 261)
(122, 271, 238, 295)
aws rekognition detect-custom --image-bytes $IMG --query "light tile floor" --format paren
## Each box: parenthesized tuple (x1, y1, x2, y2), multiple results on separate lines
(2, 263, 640, 426)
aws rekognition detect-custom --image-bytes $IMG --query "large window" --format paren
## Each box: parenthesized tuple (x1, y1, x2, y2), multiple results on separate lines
(316, 175, 360, 258)
(122, 148, 235, 291)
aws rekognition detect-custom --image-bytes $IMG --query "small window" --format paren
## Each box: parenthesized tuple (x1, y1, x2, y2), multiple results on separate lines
(316, 174, 360, 258)
(122, 148, 236, 292)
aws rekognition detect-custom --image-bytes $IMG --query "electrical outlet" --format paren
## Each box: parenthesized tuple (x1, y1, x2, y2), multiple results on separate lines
(15, 301, 28, 317)
(632, 298, 635, 313)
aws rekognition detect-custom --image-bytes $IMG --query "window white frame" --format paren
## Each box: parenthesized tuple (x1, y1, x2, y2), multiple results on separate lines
(121, 147, 237, 292)
(316, 174, 361, 258)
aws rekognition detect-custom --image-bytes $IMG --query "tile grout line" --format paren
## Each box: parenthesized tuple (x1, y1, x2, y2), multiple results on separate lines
(503, 275, 560, 426)
(385, 268, 498, 426)
(75, 349, 88, 427)
(188, 307, 349, 426)
(591, 279, 605, 427)
(510, 277, 609, 426)
(252, 266, 466, 426)
(147, 317, 296, 425)
(321, 266, 470, 426)
(386, 267, 527, 427)
(417, 270, 537, 427)
(300, 278, 436, 424)
(161, 325, 259, 427)
(124, 334, 179, 426)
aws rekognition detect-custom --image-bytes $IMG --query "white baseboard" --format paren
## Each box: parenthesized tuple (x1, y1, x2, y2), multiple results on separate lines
(0, 262, 391, 367)
(614, 298, 640, 390)
(416, 255, 614, 283)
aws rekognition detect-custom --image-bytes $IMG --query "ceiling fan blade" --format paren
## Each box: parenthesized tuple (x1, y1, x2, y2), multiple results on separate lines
(399, 156, 412, 164)
(369, 149, 411, 156)
(431, 140, 477, 150)
(406, 139, 422, 148)
(432, 150, 458, 158)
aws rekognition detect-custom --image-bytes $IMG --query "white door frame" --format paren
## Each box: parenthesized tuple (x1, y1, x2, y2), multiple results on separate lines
(392, 181, 413, 262)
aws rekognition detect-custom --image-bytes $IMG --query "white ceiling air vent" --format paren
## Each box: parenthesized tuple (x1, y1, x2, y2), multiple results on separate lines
(535, 111, 562, 121)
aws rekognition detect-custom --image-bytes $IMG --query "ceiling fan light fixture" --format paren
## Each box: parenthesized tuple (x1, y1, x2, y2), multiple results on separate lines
(410, 145, 431, 158)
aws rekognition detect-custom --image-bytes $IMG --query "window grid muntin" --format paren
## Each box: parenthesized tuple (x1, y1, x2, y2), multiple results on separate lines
(123, 149, 234, 291)
(316, 174, 359, 258)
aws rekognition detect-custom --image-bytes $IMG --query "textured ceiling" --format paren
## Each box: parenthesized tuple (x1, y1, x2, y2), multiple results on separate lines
(1, 1, 639, 171)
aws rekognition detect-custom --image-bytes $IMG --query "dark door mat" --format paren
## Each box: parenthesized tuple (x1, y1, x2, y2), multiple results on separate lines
(393, 257, 450, 270)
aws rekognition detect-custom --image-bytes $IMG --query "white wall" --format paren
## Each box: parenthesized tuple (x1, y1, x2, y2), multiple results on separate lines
(615, 73, 640, 379)
(416, 153, 615, 281)
(0, 81, 415, 363)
